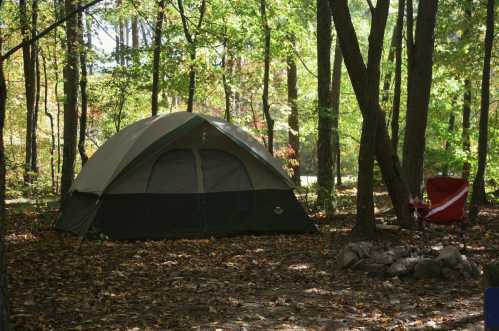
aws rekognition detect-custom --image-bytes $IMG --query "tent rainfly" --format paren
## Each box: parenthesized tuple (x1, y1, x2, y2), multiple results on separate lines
(56, 112, 316, 239)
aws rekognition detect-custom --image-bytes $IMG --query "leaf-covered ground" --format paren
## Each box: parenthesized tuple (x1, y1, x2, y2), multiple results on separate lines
(5, 194, 499, 330)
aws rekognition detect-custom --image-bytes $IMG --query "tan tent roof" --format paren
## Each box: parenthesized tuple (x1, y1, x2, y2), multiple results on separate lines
(71, 112, 294, 195)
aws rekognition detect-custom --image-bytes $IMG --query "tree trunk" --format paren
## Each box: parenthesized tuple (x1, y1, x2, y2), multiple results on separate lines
(391, 0, 404, 156)
(60, 0, 81, 207)
(331, 37, 343, 190)
(187, 48, 196, 112)
(462, 78, 472, 180)
(470, 0, 494, 219)
(316, 0, 333, 215)
(20, 0, 37, 184)
(259, 0, 274, 154)
(287, 34, 300, 185)
(32, 42, 40, 178)
(85, 12, 93, 75)
(41, 52, 56, 193)
(336, 139, 342, 186)
(151, 0, 165, 116)
(442, 111, 455, 177)
(131, 16, 139, 49)
(403, 0, 438, 199)
(330, 0, 412, 227)
(354, 0, 390, 238)
(178, 0, 206, 113)
(53, 38, 62, 193)
(381, 26, 396, 107)
(222, 35, 232, 123)
(0, 12, 11, 329)
(78, 10, 88, 165)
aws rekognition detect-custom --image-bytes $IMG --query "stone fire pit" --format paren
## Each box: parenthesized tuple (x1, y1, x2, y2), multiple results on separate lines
(338, 242, 481, 280)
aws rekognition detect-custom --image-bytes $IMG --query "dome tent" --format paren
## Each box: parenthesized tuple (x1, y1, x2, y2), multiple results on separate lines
(56, 112, 316, 239)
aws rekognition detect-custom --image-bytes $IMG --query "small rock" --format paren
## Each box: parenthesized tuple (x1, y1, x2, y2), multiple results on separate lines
(436, 246, 463, 267)
(338, 248, 359, 268)
(415, 259, 441, 279)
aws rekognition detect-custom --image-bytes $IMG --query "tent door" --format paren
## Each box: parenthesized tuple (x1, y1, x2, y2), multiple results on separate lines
(146, 149, 202, 234)
(199, 149, 253, 233)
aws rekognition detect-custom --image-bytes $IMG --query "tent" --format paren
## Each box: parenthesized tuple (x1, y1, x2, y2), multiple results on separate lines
(56, 112, 316, 239)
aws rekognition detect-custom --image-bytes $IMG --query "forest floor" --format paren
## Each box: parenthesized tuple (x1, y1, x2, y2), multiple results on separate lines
(5, 187, 499, 330)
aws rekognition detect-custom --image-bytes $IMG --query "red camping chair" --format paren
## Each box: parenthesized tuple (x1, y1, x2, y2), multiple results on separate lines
(409, 176, 468, 247)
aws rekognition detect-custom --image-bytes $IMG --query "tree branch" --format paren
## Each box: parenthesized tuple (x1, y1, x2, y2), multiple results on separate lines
(1, 0, 105, 60)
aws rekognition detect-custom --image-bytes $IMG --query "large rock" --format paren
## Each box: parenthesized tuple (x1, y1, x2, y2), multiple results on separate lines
(387, 257, 421, 276)
(436, 246, 463, 267)
(338, 242, 374, 268)
(415, 259, 441, 279)
(339, 249, 358, 268)
(372, 251, 396, 265)
(351, 259, 385, 275)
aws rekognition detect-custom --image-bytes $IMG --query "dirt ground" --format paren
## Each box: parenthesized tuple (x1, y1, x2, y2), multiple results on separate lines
(5, 195, 498, 330)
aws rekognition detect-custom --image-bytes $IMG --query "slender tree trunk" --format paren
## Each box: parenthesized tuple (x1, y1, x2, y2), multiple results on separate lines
(391, 0, 404, 156)
(178, 0, 206, 113)
(336, 139, 342, 186)
(402, 0, 438, 198)
(151, 0, 165, 116)
(287, 34, 300, 185)
(32, 44, 40, 177)
(0, 9, 11, 327)
(60, 0, 81, 207)
(41, 52, 56, 193)
(187, 48, 196, 112)
(222, 35, 232, 123)
(470, 0, 495, 219)
(259, 0, 274, 154)
(331, 37, 343, 190)
(117, 0, 125, 66)
(330, 0, 412, 227)
(442, 111, 455, 177)
(381, 26, 396, 107)
(20, 0, 37, 184)
(85, 12, 93, 75)
(316, 0, 333, 215)
(54, 43, 62, 193)
(78, 10, 88, 165)
(131, 16, 139, 49)
(462, 78, 472, 180)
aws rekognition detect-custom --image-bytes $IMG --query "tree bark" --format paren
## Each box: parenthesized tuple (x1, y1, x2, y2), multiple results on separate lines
(151, 0, 165, 116)
(470, 0, 495, 219)
(0, 8, 11, 327)
(316, 0, 333, 215)
(85, 12, 93, 75)
(222, 35, 232, 123)
(41, 51, 56, 193)
(60, 0, 81, 207)
(331, 37, 343, 190)
(20, 0, 38, 183)
(259, 0, 274, 154)
(403, 0, 438, 198)
(330, 0, 412, 227)
(131, 16, 139, 49)
(287, 34, 300, 185)
(354, 0, 390, 238)
(391, 0, 404, 156)
(78, 10, 89, 165)
(442, 111, 455, 177)
(178, 0, 207, 113)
